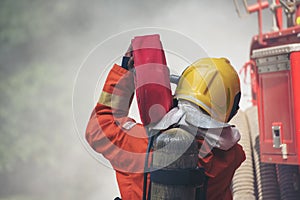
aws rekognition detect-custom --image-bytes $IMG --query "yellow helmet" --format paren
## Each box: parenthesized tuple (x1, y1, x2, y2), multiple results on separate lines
(175, 57, 241, 122)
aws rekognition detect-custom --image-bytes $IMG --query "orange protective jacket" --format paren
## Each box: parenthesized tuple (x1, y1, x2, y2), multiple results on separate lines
(86, 64, 246, 200)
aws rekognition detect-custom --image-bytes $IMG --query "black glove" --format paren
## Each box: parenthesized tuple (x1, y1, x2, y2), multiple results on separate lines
(121, 44, 134, 70)
(121, 56, 131, 70)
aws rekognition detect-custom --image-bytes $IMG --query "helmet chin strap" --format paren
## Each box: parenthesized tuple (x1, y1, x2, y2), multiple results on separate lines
(227, 92, 241, 122)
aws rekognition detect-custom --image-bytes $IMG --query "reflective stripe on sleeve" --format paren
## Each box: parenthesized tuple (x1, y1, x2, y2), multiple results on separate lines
(98, 91, 131, 111)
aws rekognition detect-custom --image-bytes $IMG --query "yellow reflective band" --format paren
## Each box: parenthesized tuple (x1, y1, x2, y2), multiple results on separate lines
(297, 17, 300, 25)
(98, 91, 130, 110)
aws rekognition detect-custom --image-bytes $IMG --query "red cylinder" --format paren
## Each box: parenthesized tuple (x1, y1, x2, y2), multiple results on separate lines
(132, 34, 172, 126)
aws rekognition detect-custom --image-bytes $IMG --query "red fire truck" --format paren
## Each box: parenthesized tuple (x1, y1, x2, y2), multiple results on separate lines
(233, 0, 300, 199)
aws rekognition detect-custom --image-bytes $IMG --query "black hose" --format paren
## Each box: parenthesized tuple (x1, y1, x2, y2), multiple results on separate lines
(142, 129, 155, 200)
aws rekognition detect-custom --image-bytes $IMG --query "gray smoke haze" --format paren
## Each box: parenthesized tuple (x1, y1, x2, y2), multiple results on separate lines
(0, 0, 276, 199)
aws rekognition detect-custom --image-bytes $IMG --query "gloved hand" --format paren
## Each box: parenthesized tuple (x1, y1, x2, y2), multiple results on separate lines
(121, 44, 134, 70)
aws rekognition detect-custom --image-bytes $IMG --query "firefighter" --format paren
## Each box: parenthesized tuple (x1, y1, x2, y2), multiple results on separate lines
(85, 45, 246, 200)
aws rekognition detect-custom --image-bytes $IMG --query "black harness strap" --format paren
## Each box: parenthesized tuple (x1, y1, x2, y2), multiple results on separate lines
(150, 167, 208, 200)
(150, 167, 206, 186)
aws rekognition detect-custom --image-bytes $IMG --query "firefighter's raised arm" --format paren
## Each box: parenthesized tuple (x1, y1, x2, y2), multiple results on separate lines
(85, 44, 148, 200)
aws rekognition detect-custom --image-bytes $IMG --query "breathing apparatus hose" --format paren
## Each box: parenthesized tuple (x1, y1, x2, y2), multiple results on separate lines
(142, 128, 155, 200)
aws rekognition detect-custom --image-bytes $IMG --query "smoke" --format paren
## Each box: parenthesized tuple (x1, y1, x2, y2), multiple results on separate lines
(0, 0, 276, 199)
